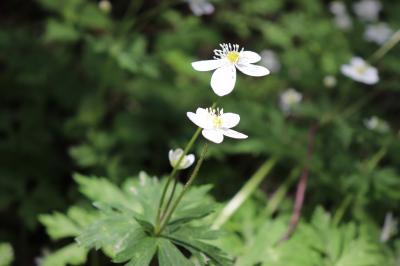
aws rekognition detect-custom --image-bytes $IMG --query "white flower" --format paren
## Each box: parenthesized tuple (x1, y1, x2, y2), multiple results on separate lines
(340, 57, 379, 85)
(353, 0, 382, 22)
(186, 107, 247, 144)
(168, 149, 195, 169)
(329, 1, 352, 30)
(191, 43, 270, 96)
(329, 1, 347, 16)
(279, 88, 302, 114)
(323, 75, 337, 88)
(98, 0, 112, 13)
(260, 50, 281, 73)
(186, 0, 214, 16)
(333, 14, 353, 30)
(364, 23, 393, 45)
(364, 116, 389, 133)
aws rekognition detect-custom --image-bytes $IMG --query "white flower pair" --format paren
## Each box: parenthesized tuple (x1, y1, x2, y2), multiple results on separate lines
(184, 43, 270, 144)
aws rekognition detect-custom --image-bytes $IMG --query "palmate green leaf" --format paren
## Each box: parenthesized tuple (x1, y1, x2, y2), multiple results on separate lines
(75, 172, 228, 266)
(38, 206, 97, 266)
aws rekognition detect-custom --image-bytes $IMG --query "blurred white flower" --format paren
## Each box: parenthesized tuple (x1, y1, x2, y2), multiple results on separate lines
(279, 88, 302, 114)
(260, 50, 281, 73)
(333, 14, 353, 30)
(192, 43, 270, 96)
(364, 23, 393, 45)
(364, 116, 389, 133)
(341, 57, 379, 85)
(380, 212, 398, 243)
(98, 0, 112, 13)
(186, 0, 214, 16)
(329, 1, 352, 30)
(187, 107, 247, 143)
(329, 1, 347, 16)
(323, 75, 337, 88)
(353, 0, 382, 21)
(168, 148, 195, 169)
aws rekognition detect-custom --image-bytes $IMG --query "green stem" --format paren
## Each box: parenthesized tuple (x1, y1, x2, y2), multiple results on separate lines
(155, 143, 209, 236)
(155, 102, 217, 228)
(369, 29, 400, 63)
(211, 157, 277, 229)
(332, 194, 353, 226)
(160, 177, 179, 222)
(155, 127, 202, 227)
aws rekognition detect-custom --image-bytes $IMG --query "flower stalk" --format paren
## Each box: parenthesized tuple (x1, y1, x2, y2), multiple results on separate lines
(155, 127, 202, 228)
(155, 142, 209, 236)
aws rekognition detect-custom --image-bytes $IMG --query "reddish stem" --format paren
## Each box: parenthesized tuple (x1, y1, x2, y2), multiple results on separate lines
(279, 123, 319, 243)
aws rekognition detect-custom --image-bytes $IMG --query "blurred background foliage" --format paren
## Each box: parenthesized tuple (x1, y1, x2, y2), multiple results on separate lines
(0, 0, 399, 265)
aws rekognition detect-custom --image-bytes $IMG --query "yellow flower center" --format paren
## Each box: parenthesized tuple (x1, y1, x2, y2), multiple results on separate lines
(226, 51, 240, 63)
(213, 116, 223, 128)
(355, 66, 367, 75)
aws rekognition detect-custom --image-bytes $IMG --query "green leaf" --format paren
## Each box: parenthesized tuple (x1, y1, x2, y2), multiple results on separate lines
(0, 243, 14, 266)
(39, 212, 81, 240)
(115, 237, 158, 266)
(44, 19, 80, 42)
(40, 244, 87, 266)
(158, 239, 193, 266)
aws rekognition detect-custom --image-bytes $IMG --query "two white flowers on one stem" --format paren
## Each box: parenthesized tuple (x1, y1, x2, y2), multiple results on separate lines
(187, 43, 269, 143)
(168, 43, 270, 167)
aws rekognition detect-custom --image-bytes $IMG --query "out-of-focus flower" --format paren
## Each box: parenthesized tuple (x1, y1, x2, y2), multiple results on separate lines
(353, 0, 382, 21)
(341, 57, 379, 85)
(187, 107, 247, 143)
(168, 148, 195, 169)
(186, 0, 214, 16)
(333, 14, 353, 30)
(329, 1, 353, 30)
(192, 43, 270, 96)
(98, 0, 112, 13)
(364, 116, 389, 133)
(323, 75, 337, 88)
(380, 212, 398, 243)
(330, 1, 347, 16)
(364, 23, 393, 45)
(279, 88, 302, 114)
(260, 50, 281, 73)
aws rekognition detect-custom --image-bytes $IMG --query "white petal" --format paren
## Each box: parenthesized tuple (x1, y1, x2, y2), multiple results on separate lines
(220, 113, 240, 129)
(350, 57, 366, 67)
(223, 129, 248, 139)
(195, 108, 213, 129)
(168, 149, 174, 162)
(239, 51, 261, 64)
(202, 129, 224, 143)
(211, 64, 236, 96)
(187, 108, 212, 129)
(181, 154, 195, 169)
(192, 59, 224, 71)
(236, 63, 270, 77)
